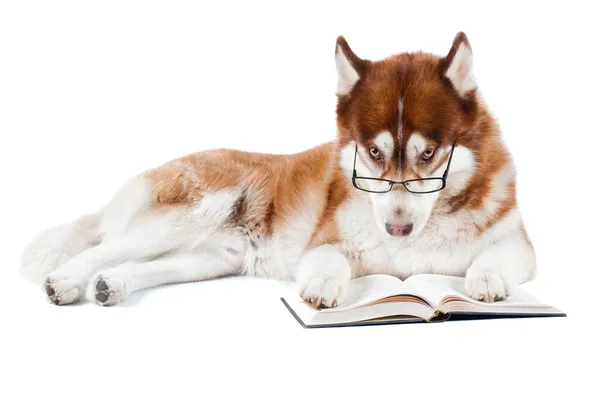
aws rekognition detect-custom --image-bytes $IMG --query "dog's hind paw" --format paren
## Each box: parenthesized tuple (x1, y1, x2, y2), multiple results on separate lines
(87, 274, 127, 306)
(44, 276, 82, 305)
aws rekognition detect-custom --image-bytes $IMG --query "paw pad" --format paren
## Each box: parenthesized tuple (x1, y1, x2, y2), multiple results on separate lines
(45, 280, 59, 305)
(44, 277, 81, 305)
(90, 276, 125, 306)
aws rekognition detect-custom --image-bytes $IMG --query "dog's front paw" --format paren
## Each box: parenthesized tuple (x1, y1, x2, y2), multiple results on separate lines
(297, 275, 348, 308)
(44, 275, 84, 305)
(87, 274, 128, 306)
(465, 268, 508, 303)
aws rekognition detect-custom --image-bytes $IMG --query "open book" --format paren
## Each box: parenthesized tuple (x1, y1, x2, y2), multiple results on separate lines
(281, 274, 565, 328)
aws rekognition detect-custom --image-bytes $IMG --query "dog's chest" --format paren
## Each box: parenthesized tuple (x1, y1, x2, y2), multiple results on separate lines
(335, 199, 482, 279)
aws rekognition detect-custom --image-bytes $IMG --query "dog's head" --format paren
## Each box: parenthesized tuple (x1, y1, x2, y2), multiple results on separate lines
(336, 32, 483, 237)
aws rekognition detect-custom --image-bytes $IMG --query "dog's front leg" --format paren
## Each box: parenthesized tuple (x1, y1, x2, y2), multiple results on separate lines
(295, 244, 351, 308)
(465, 231, 536, 302)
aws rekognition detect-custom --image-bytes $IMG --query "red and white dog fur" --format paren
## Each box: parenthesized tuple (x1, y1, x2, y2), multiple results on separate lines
(20, 32, 535, 307)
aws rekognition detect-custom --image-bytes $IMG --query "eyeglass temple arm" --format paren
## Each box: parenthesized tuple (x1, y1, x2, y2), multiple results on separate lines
(442, 141, 457, 179)
(353, 144, 358, 178)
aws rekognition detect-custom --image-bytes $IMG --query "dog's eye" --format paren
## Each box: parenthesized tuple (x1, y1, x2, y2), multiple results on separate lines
(422, 148, 435, 161)
(369, 147, 382, 160)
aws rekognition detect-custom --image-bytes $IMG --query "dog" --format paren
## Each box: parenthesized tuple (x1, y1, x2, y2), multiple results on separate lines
(20, 32, 535, 307)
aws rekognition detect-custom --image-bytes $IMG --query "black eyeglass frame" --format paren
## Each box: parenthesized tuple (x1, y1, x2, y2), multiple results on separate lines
(351, 141, 457, 194)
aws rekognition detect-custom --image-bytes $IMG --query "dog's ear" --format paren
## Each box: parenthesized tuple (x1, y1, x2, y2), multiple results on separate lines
(442, 32, 477, 99)
(335, 36, 366, 96)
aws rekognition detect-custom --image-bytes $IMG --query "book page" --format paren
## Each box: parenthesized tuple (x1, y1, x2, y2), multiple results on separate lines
(404, 274, 462, 306)
(324, 274, 422, 312)
(405, 274, 550, 308)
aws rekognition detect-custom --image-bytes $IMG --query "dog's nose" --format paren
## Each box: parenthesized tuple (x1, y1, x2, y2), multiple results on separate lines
(385, 222, 414, 237)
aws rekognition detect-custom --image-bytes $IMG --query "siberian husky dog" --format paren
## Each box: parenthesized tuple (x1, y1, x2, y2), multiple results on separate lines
(20, 32, 535, 307)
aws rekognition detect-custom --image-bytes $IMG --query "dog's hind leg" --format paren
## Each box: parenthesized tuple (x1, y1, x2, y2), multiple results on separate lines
(44, 186, 243, 305)
(44, 208, 187, 305)
(87, 245, 244, 306)
(22, 175, 150, 289)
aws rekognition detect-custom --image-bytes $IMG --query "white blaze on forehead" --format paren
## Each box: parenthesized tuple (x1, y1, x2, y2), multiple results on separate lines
(373, 131, 394, 159)
(406, 133, 428, 162)
(397, 98, 403, 142)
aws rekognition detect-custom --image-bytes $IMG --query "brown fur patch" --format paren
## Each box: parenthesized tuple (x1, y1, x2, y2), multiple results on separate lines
(309, 154, 350, 247)
(144, 143, 339, 239)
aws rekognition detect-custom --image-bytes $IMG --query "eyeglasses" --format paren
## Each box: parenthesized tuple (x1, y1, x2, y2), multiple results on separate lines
(352, 141, 456, 194)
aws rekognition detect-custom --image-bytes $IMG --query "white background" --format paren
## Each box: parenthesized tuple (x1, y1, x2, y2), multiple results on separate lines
(1, 1, 597, 394)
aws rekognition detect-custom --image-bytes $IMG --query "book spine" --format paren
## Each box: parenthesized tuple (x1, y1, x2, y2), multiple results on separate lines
(428, 309, 450, 322)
